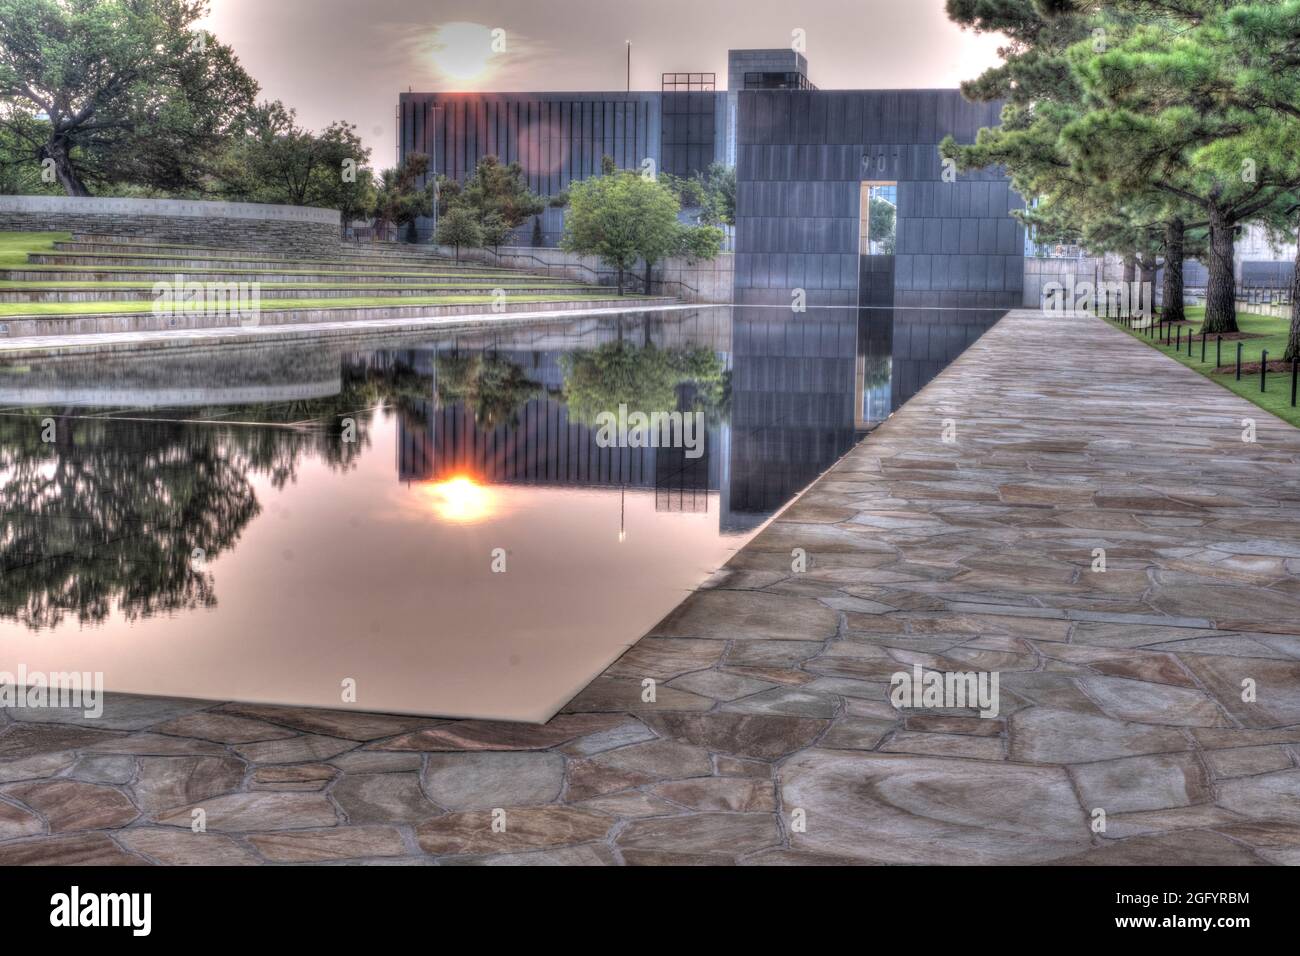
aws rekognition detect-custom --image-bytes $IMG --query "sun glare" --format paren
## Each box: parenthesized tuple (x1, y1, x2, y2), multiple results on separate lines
(423, 475, 495, 524)
(428, 22, 499, 84)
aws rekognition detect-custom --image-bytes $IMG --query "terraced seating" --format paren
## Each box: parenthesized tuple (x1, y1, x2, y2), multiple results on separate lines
(0, 232, 672, 340)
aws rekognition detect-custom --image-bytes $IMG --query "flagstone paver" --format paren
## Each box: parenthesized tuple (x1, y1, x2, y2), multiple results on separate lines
(2, 309, 1299, 864)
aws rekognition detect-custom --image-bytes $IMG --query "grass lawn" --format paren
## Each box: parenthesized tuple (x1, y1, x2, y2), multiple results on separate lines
(0, 232, 69, 268)
(0, 233, 642, 322)
(0, 232, 559, 281)
(0, 280, 589, 291)
(1115, 307, 1299, 428)
(9, 265, 557, 280)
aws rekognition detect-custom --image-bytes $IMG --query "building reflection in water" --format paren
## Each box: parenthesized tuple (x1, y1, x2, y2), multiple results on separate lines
(359, 304, 1006, 537)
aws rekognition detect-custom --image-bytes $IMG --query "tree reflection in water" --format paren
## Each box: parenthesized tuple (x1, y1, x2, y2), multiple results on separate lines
(0, 334, 731, 631)
(0, 415, 259, 629)
(0, 359, 432, 630)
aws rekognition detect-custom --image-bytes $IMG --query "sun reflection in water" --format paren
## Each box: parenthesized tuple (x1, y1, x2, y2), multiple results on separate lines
(422, 475, 494, 524)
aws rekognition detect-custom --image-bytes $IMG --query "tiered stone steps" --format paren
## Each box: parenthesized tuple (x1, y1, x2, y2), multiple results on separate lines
(0, 233, 672, 339)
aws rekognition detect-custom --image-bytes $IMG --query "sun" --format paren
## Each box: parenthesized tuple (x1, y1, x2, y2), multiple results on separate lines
(428, 22, 499, 85)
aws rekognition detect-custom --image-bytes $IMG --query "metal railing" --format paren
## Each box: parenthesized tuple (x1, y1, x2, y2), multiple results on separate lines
(662, 73, 717, 92)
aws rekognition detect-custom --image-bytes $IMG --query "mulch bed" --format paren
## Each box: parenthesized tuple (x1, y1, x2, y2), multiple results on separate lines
(1211, 359, 1298, 376)
(1148, 323, 1263, 341)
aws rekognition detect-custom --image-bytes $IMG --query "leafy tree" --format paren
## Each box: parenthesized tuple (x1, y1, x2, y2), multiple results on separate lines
(661, 162, 736, 227)
(942, 2, 1116, 297)
(372, 152, 434, 242)
(530, 215, 544, 247)
(559, 170, 681, 294)
(1061, 7, 1296, 333)
(436, 203, 482, 260)
(705, 163, 736, 226)
(314, 120, 375, 231)
(439, 155, 544, 241)
(942, 0, 1280, 331)
(0, 124, 56, 193)
(675, 222, 725, 262)
(1215, 0, 1300, 355)
(868, 195, 897, 255)
(479, 211, 509, 253)
(0, 0, 258, 196)
(217, 102, 374, 232)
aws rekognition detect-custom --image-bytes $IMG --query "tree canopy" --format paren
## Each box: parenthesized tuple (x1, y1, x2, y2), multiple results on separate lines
(560, 169, 723, 293)
(373, 152, 434, 241)
(945, 1, 1300, 333)
(0, 0, 258, 196)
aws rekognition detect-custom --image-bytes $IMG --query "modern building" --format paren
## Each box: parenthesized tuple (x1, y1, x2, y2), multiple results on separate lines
(400, 48, 1026, 310)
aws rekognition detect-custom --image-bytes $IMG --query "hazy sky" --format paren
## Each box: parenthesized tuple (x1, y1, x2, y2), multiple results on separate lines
(201, 0, 1005, 166)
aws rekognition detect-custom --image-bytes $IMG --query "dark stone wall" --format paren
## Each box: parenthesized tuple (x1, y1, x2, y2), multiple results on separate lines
(734, 90, 1025, 308)
(0, 199, 341, 255)
(660, 92, 720, 179)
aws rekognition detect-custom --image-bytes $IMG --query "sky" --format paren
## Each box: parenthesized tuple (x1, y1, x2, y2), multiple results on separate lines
(200, 0, 1006, 167)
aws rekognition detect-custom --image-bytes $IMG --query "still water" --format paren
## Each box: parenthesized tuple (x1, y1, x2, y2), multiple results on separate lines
(0, 305, 1000, 721)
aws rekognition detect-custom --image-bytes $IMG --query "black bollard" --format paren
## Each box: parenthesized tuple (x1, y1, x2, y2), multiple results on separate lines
(1292, 357, 1298, 407)
(1201, 332, 1206, 364)
(1217, 335, 1222, 368)
(1261, 350, 1268, 392)
(1176, 327, 1182, 351)
(1236, 341, 1243, 380)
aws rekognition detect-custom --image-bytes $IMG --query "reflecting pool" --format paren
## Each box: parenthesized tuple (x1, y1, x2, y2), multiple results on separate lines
(0, 305, 1002, 720)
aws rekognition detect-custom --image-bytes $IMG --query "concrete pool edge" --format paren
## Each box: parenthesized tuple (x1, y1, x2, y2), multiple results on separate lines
(0, 300, 692, 359)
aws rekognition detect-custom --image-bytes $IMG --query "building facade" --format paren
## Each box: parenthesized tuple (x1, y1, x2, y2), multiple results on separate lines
(400, 49, 1025, 310)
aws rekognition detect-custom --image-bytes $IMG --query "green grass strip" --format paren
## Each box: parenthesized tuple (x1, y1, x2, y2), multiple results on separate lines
(1112, 307, 1299, 428)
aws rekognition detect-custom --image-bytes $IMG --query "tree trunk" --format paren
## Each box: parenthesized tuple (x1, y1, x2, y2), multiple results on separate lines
(1162, 217, 1186, 324)
(1286, 231, 1300, 362)
(42, 138, 89, 197)
(644, 259, 652, 296)
(1120, 253, 1136, 319)
(1139, 255, 1157, 317)
(1203, 205, 1239, 334)
(616, 267, 624, 295)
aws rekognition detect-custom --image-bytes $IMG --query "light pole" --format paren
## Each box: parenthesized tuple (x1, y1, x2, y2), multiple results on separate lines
(430, 106, 443, 245)
(626, 41, 631, 92)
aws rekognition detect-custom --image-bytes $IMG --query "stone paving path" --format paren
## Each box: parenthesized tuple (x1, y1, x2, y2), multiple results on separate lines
(3, 309, 1299, 865)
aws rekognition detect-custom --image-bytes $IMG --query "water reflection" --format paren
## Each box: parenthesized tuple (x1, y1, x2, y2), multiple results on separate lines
(0, 304, 1004, 718)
